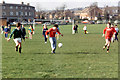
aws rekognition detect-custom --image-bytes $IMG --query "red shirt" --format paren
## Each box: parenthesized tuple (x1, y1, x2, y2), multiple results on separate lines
(45, 28, 61, 37)
(103, 27, 116, 39)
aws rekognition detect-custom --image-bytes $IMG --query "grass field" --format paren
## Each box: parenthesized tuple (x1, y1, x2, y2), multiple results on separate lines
(2, 24, 118, 78)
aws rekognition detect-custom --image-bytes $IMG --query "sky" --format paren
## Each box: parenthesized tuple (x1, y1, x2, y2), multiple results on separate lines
(0, 0, 119, 10)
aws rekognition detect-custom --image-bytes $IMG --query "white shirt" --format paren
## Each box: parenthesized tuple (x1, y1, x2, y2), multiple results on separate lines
(115, 27, 119, 33)
(83, 26, 87, 30)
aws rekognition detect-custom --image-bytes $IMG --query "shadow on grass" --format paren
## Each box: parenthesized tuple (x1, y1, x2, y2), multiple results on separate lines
(33, 51, 99, 54)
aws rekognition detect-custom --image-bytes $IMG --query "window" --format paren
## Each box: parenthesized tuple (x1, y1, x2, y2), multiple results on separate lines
(10, 6, 13, 9)
(10, 12, 13, 15)
(16, 12, 19, 15)
(25, 7, 27, 9)
(29, 12, 31, 16)
(2, 6, 5, 9)
(2, 12, 6, 15)
(16, 6, 18, 9)
(21, 12, 23, 16)
(25, 12, 27, 16)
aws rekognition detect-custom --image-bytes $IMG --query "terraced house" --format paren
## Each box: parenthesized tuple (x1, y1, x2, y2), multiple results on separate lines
(0, 1, 35, 24)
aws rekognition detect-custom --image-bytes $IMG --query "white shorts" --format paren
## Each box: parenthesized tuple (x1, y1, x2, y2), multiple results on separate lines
(13, 38, 21, 46)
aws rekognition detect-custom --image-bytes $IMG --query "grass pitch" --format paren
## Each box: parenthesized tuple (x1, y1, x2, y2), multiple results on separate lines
(2, 24, 118, 78)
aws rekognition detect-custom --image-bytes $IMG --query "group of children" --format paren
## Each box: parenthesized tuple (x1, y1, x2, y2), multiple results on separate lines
(73, 24, 88, 34)
(1, 22, 119, 54)
(1, 24, 11, 39)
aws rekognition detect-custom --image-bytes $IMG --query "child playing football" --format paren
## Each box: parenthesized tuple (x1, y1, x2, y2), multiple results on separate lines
(42, 24, 48, 43)
(83, 25, 87, 34)
(28, 25, 34, 39)
(102, 23, 116, 53)
(7, 23, 25, 53)
(55, 25, 60, 40)
(45, 24, 63, 53)
(4, 26, 9, 39)
(114, 25, 119, 41)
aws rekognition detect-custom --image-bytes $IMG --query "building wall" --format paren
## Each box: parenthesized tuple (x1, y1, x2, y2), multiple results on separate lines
(0, 2, 35, 22)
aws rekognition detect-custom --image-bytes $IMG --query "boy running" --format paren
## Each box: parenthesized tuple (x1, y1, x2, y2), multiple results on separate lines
(7, 23, 25, 53)
(45, 24, 63, 53)
(102, 23, 116, 53)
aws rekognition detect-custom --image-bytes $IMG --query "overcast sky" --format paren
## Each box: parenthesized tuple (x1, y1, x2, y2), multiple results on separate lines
(0, 0, 119, 10)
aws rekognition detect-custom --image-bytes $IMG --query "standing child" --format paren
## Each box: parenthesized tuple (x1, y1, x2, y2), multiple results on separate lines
(42, 24, 48, 43)
(4, 26, 9, 39)
(56, 25, 60, 40)
(114, 25, 119, 41)
(28, 25, 34, 39)
(21, 25, 26, 37)
(83, 25, 87, 34)
(74, 24, 78, 33)
(7, 23, 25, 53)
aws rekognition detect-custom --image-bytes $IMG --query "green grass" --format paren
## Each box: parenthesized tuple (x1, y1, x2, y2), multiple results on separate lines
(2, 24, 118, 78)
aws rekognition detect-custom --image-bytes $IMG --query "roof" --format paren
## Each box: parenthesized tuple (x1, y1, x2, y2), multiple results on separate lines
(80, 6, 102, 13)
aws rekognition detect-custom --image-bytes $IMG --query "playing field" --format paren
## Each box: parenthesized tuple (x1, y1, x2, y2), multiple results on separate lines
(2, 24, 118, 78)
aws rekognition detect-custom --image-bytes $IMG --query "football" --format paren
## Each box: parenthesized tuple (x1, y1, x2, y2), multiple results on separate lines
(58, 43, 63, 48)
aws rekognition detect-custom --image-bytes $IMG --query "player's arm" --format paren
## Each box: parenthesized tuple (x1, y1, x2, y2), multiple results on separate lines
(57, 29, 63, 36)
(45, 29, 50, 38)
(102, 28, 106, 37)
(8, 29, 15, 41)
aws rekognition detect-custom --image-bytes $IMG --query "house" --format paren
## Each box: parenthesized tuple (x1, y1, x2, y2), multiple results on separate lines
(0, 1, 35, 23)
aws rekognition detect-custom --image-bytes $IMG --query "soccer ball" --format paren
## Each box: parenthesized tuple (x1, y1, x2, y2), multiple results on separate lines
(58, 43, 63, 48)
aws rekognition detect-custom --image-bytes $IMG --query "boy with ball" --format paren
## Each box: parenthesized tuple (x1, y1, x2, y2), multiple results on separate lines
(45, 24, 63, 53)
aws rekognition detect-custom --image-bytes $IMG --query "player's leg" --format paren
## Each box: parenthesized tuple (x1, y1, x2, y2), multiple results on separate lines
(115, 33, 118, 41)
(106, 38, 111, 53)
(44, 34, 47, 43)
(103, 39, 108, 50)
(14, 39, 19, 52)
(18, 38, 22, 53)
(53, 37, 56, 53)
(49, 37, 54, 53)
(85, 30, 86, 34)
(18, 42, 21, 53)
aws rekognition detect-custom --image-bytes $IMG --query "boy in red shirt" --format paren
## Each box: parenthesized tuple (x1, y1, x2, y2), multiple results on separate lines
(102, 23, 116, 53)
(45, 24, 63, 53)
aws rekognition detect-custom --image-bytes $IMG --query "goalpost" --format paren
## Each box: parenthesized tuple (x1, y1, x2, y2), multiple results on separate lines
(72, 19, 75, 34)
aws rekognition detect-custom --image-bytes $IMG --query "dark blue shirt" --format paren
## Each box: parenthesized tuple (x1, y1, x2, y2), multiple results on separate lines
(42, 28, 48, 35)
(4, 28, 9, 32)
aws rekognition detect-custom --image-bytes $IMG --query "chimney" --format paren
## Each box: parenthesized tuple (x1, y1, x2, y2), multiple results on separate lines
(27, 3, 30, 6)
(3, 1, 5, 4)
(21, 2, 24, 5)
